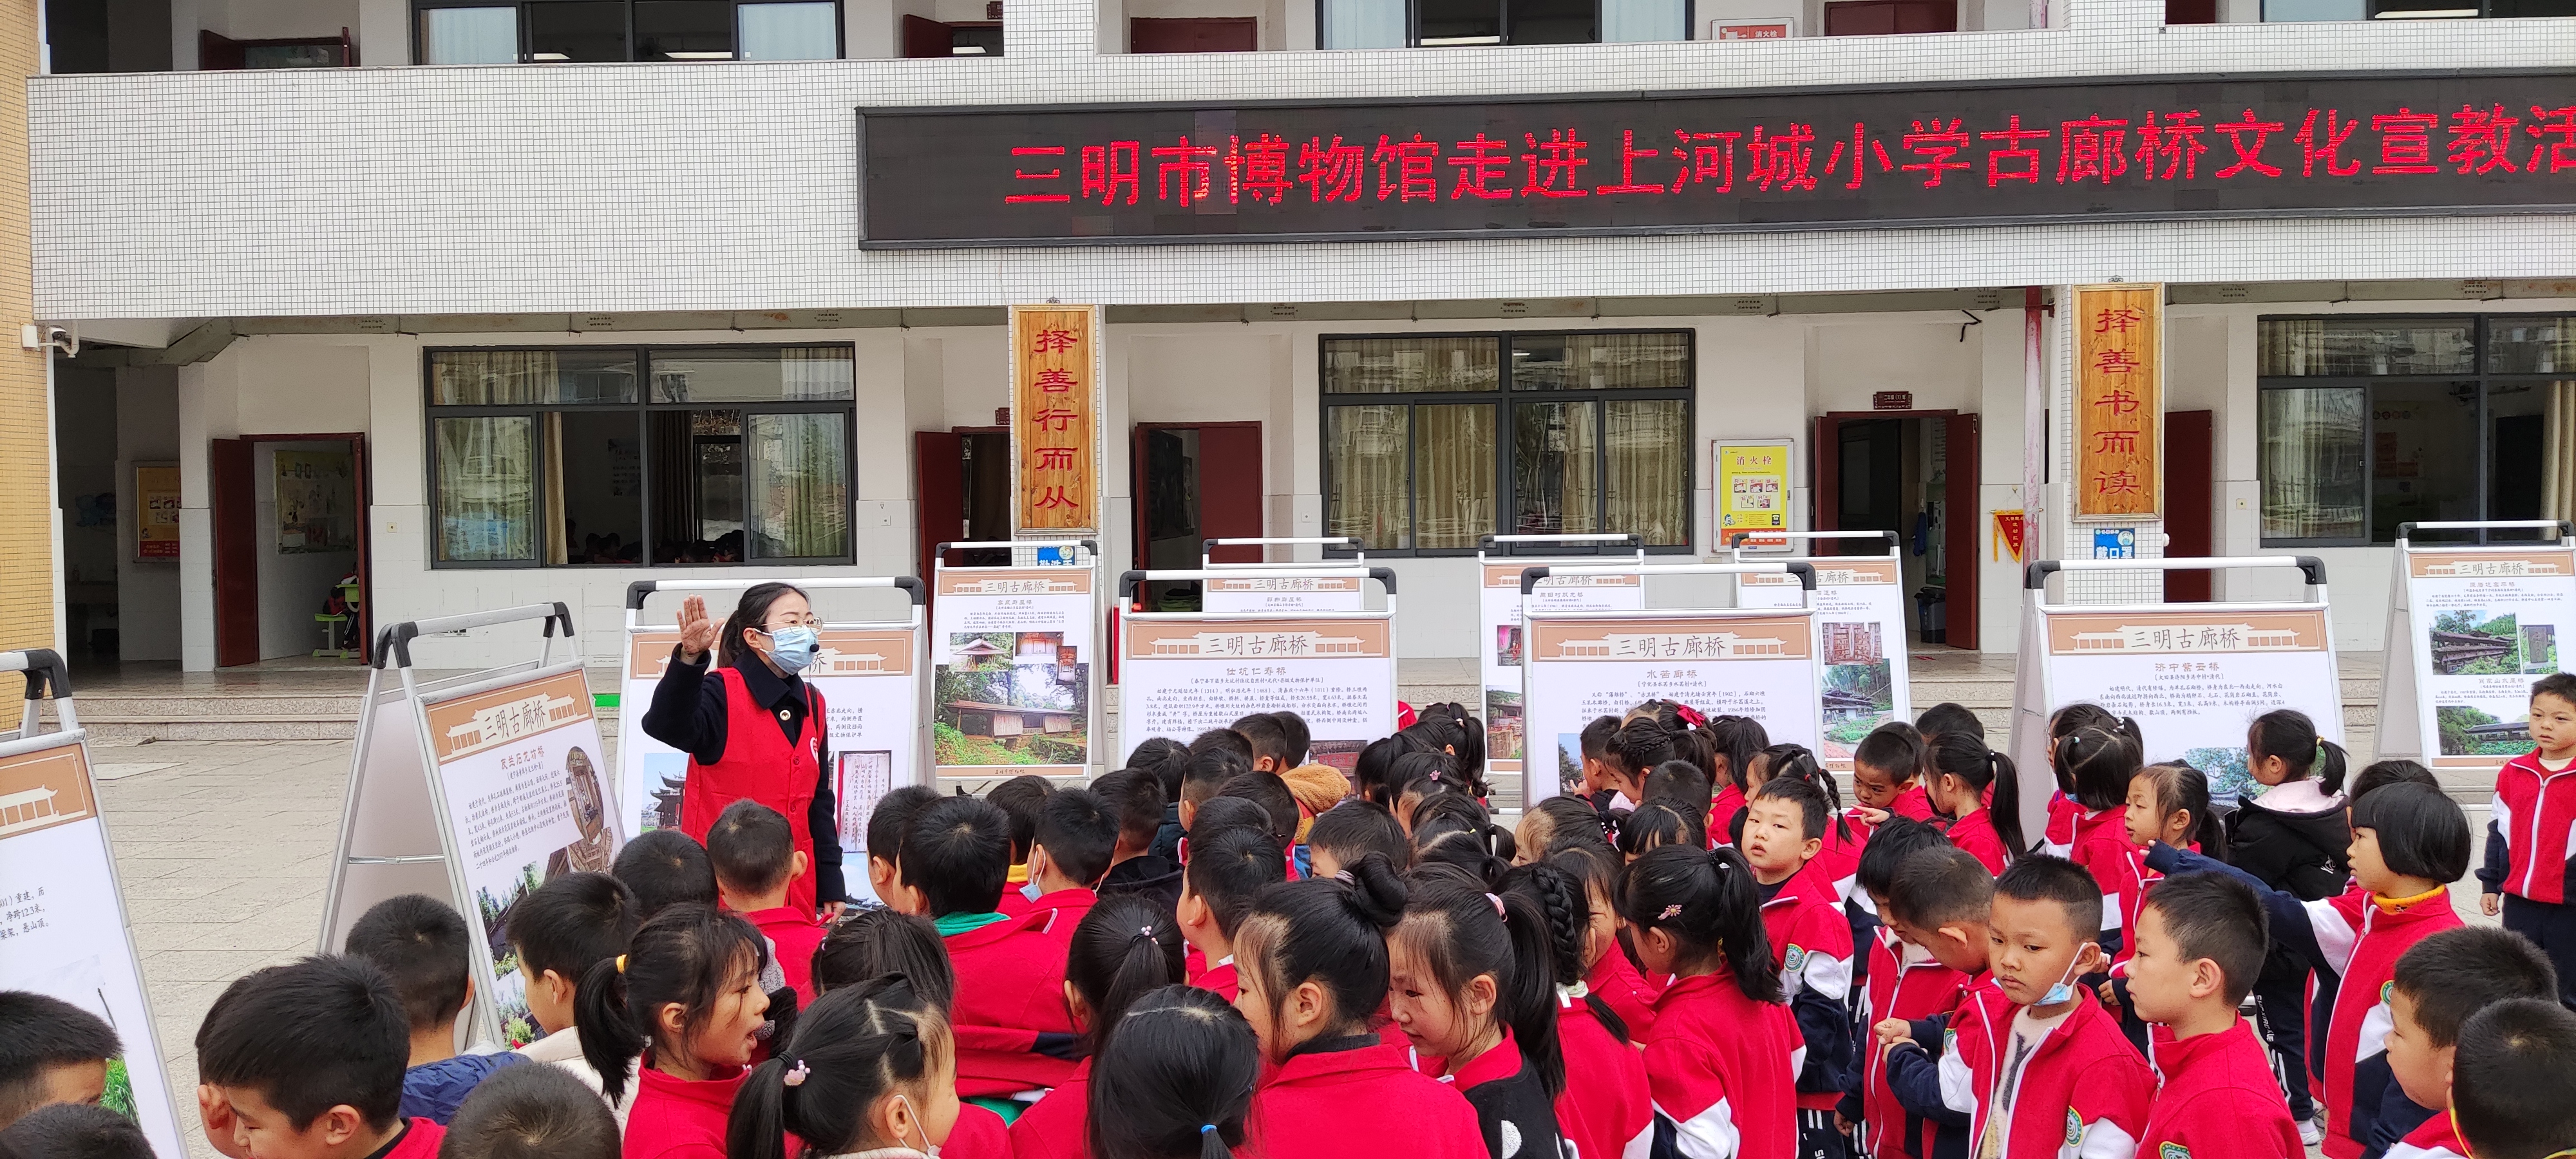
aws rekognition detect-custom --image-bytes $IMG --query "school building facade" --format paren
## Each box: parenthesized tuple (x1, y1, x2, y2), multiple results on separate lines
(24, 0, 2576, 674)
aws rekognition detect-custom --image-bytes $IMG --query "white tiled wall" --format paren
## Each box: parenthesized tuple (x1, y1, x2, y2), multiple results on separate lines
(30, 0, 2576, 321)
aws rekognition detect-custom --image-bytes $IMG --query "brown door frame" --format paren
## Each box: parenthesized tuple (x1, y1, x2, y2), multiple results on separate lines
(215, 432, 372, 665)
(1130, 421, 1265, 569)
(1810, 408, 1979, 650)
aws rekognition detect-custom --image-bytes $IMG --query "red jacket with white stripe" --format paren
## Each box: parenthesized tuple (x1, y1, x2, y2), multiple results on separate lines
(1945, 809, 2009, 877)
(1960, 994, 2154, 1159)
(2382, 1111, 2468, 1159)
(1556, 990, 1654, 1159)
(1761, 862, 1856, 1112)
(1858, 932, 1967, 1159)
(2479, 749, 2576, 905)
(2136, 1019, 2302, 1159)
(2067, 808, 2141, 955)
(1646, 970, 1803, 1159)
(1247, 1039, 1486, 1159)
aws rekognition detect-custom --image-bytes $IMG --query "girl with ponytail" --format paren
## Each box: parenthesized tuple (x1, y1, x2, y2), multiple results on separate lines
(2041, 703, 2141, 854)
(1389, 863, 1567, 1159)
(2233, 708, 2353, 901)
(1009, 896, 1186, 1159)
(1548, 843, 1663, 1040)
(1500, 860, 1651, 1159)
(1617, 845, 1802, 1159)
(574, 903, 770, 1157)
(1086, 986, 1261, 1159)
(724, 975, 959, 1159)
(1409, 792, 1518, 874)
(1924, 731, 2028, 875)
(1234, 854, 1486, 1159)
(2052, 722, 2149, 961)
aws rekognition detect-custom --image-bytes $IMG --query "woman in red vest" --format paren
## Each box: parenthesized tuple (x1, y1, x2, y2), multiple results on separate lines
(641, 583, 846, 919)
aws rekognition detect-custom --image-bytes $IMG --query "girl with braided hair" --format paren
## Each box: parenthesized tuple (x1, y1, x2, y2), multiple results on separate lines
(1620, 844, 1802, 1159)
(1501, 860, 1651, 1159)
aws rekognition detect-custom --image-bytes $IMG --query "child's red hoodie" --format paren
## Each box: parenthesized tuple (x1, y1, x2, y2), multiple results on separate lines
(2067, 806, 2141, 953)
(942, 909, 1081, 1095)
(1759, 860, 1855, 1115)
(2042, 793, 2085, 857)
(2136, 1017, 2302, 1159)
(1587, 945, 1664, 1041)
(2383, 1109, 2469, 1159)
(1247, 1039, 1486, 1159)
(1027, 885, 1098, 939)
(741, 906, 826, 997)
(1645, 970, 1802, 1159)
(1888, 783, 1939, 823)
(1857, 932, 1965, 1159)
(1710, 782, 1748, 848)
(1955, 992, 2153, 1157)
(622, 1063, 744, 1159)
(1190, 954, 1241, 1002)
(1005, 1057, 1091, 1159)
(1944, 808, 2009, 876)
(1554, 991, 1652, 1159)
(2479, 748, 2576, 904)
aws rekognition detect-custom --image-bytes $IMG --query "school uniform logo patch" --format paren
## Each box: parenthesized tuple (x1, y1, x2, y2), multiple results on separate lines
(2382, 980, 2396, 1005)
(1785, 945, 1809, 973)
(2065, 1108, 2082, 1145)
(2159, 1144, 2190, 1159)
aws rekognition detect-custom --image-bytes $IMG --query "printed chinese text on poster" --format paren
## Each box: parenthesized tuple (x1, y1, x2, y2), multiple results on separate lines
(1479, 564, 1644, 773)
(1119, 619, 1396, 771)
(1716, 440, 1794, 545)
(1523, 613, 1823, 803)
(2036, 607, 2339, 802)
(2396, 549, 2576, 769)
(1012, 305, 1100, 533)
(2073, 284, 2163, 520)
(933, 567, 1095, 777)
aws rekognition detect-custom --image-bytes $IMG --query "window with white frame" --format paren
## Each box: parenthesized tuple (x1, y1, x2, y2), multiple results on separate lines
(1320, 0, 1688, 46)
(415, 1, 842, 63)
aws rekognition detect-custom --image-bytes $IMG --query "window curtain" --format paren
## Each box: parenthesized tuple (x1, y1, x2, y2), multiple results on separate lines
(542, 414, 569, 565)
(1327, 405, 1409, 549)
(1601, 0, 1687, 41)
(1605, 399, 1686, 545)
(422, 6, 519, 64)
(1414, 404, 1495, 549)
(2544, 382, 2576, 523)
(2257, 319, 2326, 377)
(1513, 401, 1598, 534)
(2257, 387, 2366, 540)
(434, 417, 535, 561)
(749, 413, 848, 558)
(433, 349, 559, 405)
(1320, 0, 1406, 49)
(781, 345, 857, 399)
(739, 1, 838, 59)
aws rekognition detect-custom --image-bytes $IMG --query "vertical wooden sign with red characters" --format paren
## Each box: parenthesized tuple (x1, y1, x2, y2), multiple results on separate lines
(1011, 305, 1102, 534)
(2072, 283, 2163, 520)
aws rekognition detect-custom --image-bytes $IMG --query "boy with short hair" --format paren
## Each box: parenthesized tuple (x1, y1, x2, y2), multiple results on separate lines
(1272, 710, 1312, 768)
(1231, 713, 1294, 773)
(609, 829, 717, 919)
(1187, 727, 1254, 762)
(1876, 847, 2009, 1153)
(987, 774, 1056, 901)
(1741, 777, 1857, 1157)
(504, 872, 639, 1117)
(0, 992, 120, 1132)
(1306, 798, 1410, 878)
(1575, 715, 1624, 820)
(900, 795, 1080, 1097)
(439, 1059, 620, 1159)
(343, 894, 526, 1124)
(0, 1102, 155, 1159)
(1178, 825, 1289, 1001)
(2379, 927, 2559, 1159)
(196, 955, 442, 1158)
(2479, 672, 2576, 1009)
(1846, 820, 1964, 1159)
(2125, 871, 2302, 1158)
(1915, 703, 1985, 745)
(1093, 769, 1183, 913)
(1024, 787, 1118, 935)
(1852, 724, 1934, 822)
(706, 799, 825, 996)
(1217, 770, 1302, 860)
(2448, 999, 2576, 1159)
(1179, 747, 1250, 833)
(861, 784, 943, 913)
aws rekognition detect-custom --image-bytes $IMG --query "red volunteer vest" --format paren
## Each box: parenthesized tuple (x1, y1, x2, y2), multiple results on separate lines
(681, 666, 823, 917)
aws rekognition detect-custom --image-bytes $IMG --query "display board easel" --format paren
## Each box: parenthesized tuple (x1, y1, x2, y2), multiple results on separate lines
(320, 605, 612, 1049)
(1728, 531, 1914, 769)
(620, 577, 928, 905)
(0, 650, 188, 1159)
(931, 540, 1104, 781)
(1200, 537, 1370, 614)
(2007, 556, 2342, 837)
(2377, 520, 2576, 769)
(1117, 567, 1399, 771)
(1520, 561, 1823, 805)
(1478, 534, 1645, 777)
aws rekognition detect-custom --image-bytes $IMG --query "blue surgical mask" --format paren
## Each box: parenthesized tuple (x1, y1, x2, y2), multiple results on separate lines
(762, 625, 818, 674)
(2040, 952, 2088, 1006)
(1021, 880, 1045, 902)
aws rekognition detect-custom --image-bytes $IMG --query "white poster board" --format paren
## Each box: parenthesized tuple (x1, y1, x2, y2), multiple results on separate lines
(1202, 573, 1370, 614)
(321, 606, 617, 1048)
(0, 693, 189, 1159)
(1738, 555, 1914, 769)
(1481, 562, 1643, 775)
(618, 580, 928, 906)
(932, 565, 1099, 778)
(1523, 607, 1824, 804)
(2379, 530, 2576, 769)
(1119, 617, 1397, 771)
(2009, 558, 2341, 826)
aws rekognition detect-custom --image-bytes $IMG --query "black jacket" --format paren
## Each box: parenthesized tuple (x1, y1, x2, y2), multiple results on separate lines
(639, 648, 845, 905)
(2225, 780, 2349, 901)
(1099, 853, 1184, 916)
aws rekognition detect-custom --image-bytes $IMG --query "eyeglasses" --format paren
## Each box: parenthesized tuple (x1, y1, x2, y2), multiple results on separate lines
(757, 614, 823, 630)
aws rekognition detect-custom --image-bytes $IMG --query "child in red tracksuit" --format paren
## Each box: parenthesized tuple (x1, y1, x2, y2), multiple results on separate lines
(1873, 845, 2004, 1159)
(1177, 825, 1287, 1003)
(2123, 871, 2302, 1159)
(1549, 843, 1667, 1039)
(1743, 769, 1859, 1158)
(571, 905, 774, 1159)
(1844, 818, 1964, 1159)
(196, 956, 452, 1159)
(2380, 927, 2562, 1159)
(1393, 867, 1568, 1159)
(1851, 724, 1931, 827)
(1622, 843, 1803, 1159)
(1922, 733, 2029, 878)
(899, 796, 1081, 1101)
(1019, 787, 1122, 939)
(2478, 673, 2576, 1010)
(1505, 858, 1654, 1159)
(709, 800, 828, 1000)
(804, 909, 1017, 1159)
(2146, 780, 2473, 1159)
(1236, 853, 1486, 1159)
(727, 975, 963, 1159)
(2446, 999, 2576, 1159)
(1009, 895, 1185, 1159)
(2052, 726, 2146, 967)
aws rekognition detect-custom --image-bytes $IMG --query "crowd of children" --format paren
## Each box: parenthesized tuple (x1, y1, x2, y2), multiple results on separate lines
(18, 684, 2576, 1159)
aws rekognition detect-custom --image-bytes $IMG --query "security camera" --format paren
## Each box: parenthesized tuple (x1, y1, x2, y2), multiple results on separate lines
(19, 325, 75, 356)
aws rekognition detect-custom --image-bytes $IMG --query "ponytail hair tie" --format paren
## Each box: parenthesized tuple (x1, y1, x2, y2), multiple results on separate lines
(1486, 892, 1506, 919)
(614, 954, 627, 974)
(1201, 1124, 1218, 1136)
(782, 1060, 810, 1087)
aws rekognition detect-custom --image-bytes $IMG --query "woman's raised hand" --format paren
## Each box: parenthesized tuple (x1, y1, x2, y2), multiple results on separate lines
(677, 595, 720, 663)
